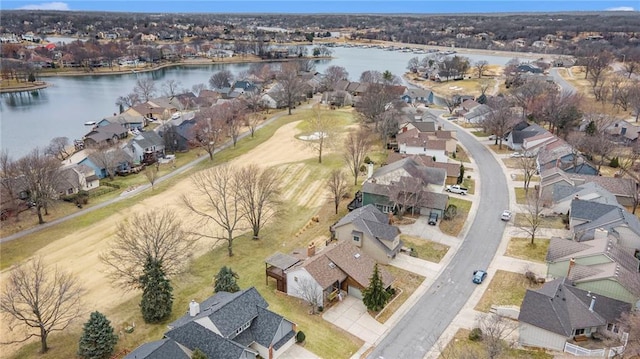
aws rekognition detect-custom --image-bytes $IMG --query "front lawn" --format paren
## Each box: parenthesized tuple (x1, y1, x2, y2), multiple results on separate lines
(471, 130, 490, 137)
(375, 266, 425, 324)
(400, 234, 450, 263)
(439, 328, 553, 359)
(440, 198, 472, 237)
(454, 145, 471, 163)
(475, 270, 543, 313)
(504, 237, 550, 262)
(461, 177, 475, 195)
(514, 213, 566, 229)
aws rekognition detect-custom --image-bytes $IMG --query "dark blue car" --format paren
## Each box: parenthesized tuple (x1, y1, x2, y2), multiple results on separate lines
(472, 270, 487, 284)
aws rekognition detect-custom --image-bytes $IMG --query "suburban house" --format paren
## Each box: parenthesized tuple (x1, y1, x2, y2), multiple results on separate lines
(125, 131, 166, 164)
(56, 164, 100, 196)
(607, 120, 640, 143)
(386, 152, 462, 185)
(82, 122, 129, 148)
(330, 204, 403, 264)
(546, 234, 640, 306)
(539, 167, 636, 208)
(99, 110, 147, 130)
(544, 182, 619, 216)
(518, 277, 630, 352)
(462, 103, 491, 124)
(536, 140, 598, 175)
(270, 240, 394, 308)
(504, 122, 547, 151)
(521, 130, 556, 156)
(396, 123, 458, 161)
(80, 148, 134, 179)
(125, 287, 296, 359)
(361, 157, 448, 217)
(568, 198, 640, 249)
(401, 87, 434, 105)
(160, 118, 197, 153)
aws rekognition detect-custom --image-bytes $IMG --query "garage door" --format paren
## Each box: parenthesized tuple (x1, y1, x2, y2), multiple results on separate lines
(348, 286, 363, 300)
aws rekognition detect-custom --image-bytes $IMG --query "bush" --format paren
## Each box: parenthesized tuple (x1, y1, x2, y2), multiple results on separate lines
(296, 331, 306, 343)
(409, 247, 418, 257)
(525, 271, 538, 285)
(364, 156, 372, 164)
(468, 327, 483, 341)
(318, 306, 323, 312)
(609, 157, 620, 168)
(386, 287, 396, 296)
(443, 204, 458, 221)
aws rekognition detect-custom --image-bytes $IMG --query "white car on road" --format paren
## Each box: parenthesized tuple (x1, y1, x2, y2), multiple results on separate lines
(501, 210, 512, 221)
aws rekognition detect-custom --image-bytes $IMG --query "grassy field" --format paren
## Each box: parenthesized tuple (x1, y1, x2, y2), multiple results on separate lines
(440, 197, 472, 237)
(474, 270, 542, 313)
(504, 237, 550, 262)
(513, 174, 540, 183)
(439, 328, 553, 359)
(461, 177, 475, 195)
(454, 145, 471, 163)
(400, 234, 450, 263)
(471, 130, 490, 137)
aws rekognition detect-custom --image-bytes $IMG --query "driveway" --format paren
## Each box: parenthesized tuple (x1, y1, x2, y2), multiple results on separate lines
(323, 296, 386, 345)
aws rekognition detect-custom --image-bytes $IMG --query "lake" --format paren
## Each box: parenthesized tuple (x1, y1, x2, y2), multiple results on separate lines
(0, 46, 518, 158)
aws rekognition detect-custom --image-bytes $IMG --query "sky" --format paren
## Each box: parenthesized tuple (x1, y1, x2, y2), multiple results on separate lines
(0, 0, 637, 14)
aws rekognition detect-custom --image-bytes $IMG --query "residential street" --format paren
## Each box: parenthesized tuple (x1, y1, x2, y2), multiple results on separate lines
(549, 68, 576, 95)
(367, 110, 510, 359)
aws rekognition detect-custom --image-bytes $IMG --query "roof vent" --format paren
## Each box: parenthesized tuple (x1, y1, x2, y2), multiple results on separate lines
(354, 253, 361, 259)
(329, 262, 336, 269)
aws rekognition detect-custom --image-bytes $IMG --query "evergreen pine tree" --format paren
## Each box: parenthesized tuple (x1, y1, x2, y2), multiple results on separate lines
(362, 264, 391, 312)
(78, 311, 118, 359)
(139, 257, 173, 323)
(214, 266, 240, 293)
(192, 348, 208, 359)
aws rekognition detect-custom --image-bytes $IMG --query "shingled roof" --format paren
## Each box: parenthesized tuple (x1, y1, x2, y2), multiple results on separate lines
(518, 278, 630, 337)
(124, 338, 190, 359)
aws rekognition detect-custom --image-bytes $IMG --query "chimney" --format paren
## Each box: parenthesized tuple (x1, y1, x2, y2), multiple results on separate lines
(589, 296, 596, 312)
(567, 258, 576, 278)
(367, 163, 374, 179)
(307, 242, 316, 257)
(189, 300, 200, 317)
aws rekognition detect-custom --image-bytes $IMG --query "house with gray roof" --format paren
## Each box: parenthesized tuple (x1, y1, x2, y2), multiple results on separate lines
(82, 123, 129, 148)
(56, 164, 99, 196)
(361, 157, 448, 217)
(546, 234, 640, 306)
(536, 139, 597, 175)
(126, 287, 296, 359)
(545, 182, 618, 216)
(518, 277, 630, 352)
(569, 198, 640, 249)
(284, 240, 395, 308)
(331, 204, 403, 264)
(505, 122, 547, 151)
(125, 131, 166, 164)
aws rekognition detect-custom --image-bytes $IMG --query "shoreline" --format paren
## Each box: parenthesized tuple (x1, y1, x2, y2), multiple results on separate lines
(0, 81, 50, 94)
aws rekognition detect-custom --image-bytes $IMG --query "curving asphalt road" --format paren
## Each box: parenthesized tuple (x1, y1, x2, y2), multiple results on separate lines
(368, 111, 510, 359)
(549, 68, 576, 95)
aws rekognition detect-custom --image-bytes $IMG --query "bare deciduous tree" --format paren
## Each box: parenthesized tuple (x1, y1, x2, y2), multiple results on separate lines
(14, 148, 62, 224)
(0, 257, 83, 354)
(191, 83, 206, 97)
(144, 163, 160, 190)
(274, 62, 306, 115)
(475, 313, 517, 359)
(359, 70, 383, 84)
(482, 97, 516, 150)
(343, 129, 372, 185)
(323, 65, 349, 90)
(617, 310, 640, 357)
(100, 210, 197, 289)
(295, 277, 322, 314)
(133, 78, 156, 102)
(443, 94, 460, 115)
(475, 60, 489, 78)
(191, 107, 227, 160)
(182, 165, 245, 257)
(0, 150, 20, 222)
(44, 137, 72, 160)
(586, 51, 613, 100)
(161, 79, 182, 97)
(517, 190, 545, 245)
(305, 105, 338, 163)
(89, 144, 127, 179)
(327, 169, 349, 214)
(518, 155, 538, 194)
(209, 69, 234, 89)
(387, 176, 423, 218)
(236, 165, 281, 240)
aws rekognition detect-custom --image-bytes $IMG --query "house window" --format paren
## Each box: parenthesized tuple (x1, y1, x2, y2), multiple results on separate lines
(607, 323, 619, 333)
(375, 204, 392, 214)
(353, 235, 360, 242)
(574, 328, 585, 336)
(235, 320, 251, 335)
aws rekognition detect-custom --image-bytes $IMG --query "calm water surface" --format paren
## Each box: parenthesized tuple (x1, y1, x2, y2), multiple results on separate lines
(0, 46, 516, 157)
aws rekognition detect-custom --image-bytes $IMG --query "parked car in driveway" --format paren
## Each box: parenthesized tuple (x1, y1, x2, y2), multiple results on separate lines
(501, 210, 512, 221)
(472, 270, 488, 284)
(445, 184, 468, 195)
(428, 212, 438, 225)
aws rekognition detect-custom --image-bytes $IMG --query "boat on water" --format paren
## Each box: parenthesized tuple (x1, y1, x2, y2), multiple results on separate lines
(84, 121, 96, 126)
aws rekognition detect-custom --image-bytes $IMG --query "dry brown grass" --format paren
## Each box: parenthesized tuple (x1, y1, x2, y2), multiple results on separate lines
(375, 266, 425, 324)
(475, 270, 543, 313)
(439, 328, 553, 359)
(440, 198, 471, 237)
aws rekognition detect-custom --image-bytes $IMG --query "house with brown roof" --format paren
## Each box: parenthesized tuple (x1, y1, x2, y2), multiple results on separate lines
(331, 204, 403, 264)
(280, 241, 395, 308)
(386, 152, 461, 185)
(546, 234, 640, 306)
(518, 277, 630, 352)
